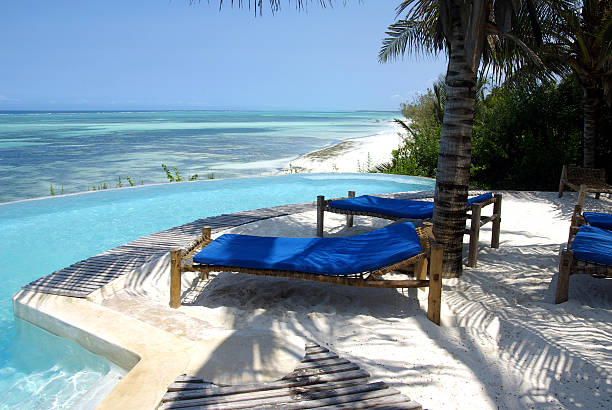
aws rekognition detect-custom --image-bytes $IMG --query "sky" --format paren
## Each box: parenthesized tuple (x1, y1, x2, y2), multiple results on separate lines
(0, 0, 447, 111)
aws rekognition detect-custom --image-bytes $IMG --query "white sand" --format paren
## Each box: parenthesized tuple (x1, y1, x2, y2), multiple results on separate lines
(101, 189, 612, 409)
(282, 122, 405, 174)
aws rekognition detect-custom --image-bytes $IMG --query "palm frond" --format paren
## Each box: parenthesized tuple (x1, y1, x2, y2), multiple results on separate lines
(379, 19, 442, 63)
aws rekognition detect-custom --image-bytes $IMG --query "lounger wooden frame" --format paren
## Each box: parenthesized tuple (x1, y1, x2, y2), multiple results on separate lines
(558, 164, 612, 199)
(169, 225, 443, 325)
(317, 191, 502, 268)
(555, 203, 612, 304)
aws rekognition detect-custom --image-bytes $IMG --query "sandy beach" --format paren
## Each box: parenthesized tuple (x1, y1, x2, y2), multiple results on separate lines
(281, 121, 405, 174)
(88, 188, 612, 409)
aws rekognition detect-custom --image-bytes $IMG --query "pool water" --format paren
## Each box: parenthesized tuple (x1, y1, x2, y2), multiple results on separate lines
(0, 173, 434, 407)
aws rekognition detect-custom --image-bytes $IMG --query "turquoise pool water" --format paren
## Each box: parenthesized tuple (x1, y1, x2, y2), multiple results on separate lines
(0, 173, 434, 408)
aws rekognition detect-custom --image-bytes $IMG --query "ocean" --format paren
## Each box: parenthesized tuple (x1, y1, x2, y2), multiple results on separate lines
(0, 110, 397, 202)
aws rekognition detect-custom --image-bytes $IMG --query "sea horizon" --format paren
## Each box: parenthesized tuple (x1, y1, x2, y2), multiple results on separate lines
(0, 110, 399, 202)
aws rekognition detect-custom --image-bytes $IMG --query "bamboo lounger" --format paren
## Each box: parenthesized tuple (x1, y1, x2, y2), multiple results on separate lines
(317, 191, 502, 268)
(558, 164, 612, 199)
(170, 224, 443, 325)
(555, 203, 612, 304)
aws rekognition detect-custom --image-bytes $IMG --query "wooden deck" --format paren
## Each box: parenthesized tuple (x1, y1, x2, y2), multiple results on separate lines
(158, 344, 422, 409)
(22, 203, 313, 298)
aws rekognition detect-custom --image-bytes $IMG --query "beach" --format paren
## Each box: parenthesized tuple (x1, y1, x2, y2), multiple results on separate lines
(281, 122, 405, 174)
(54, 188, 610, 409)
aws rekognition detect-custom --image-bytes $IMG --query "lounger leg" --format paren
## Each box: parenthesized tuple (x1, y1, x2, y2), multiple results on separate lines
(491, 193, 502, 249)
(558, 165, 567, 198)
(468, 203, 482, 268)
(317, 195, 325, 237)
(555, 250, 572, 304)
(346, 190, 355, 228)
(170, 248, 182, 308)
(577, 184, 587, 207)
(427, 244, 443, 325)
(416, 257, 428, 291)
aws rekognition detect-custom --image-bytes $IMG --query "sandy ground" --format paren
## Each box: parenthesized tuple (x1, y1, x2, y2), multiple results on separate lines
(281, 122, 405, 174)
(100, 189, 612, 409)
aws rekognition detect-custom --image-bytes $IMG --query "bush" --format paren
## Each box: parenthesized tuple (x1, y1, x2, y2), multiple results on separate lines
(384, 76, 594, 191)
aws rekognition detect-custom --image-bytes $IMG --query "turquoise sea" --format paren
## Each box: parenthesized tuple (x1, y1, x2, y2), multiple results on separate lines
(0, 111, 397, 202)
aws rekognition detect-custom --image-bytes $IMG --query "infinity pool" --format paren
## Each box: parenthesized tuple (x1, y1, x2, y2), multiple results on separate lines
(0, 173, 434, 408)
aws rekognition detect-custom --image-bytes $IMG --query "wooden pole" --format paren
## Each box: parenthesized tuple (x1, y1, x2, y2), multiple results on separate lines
(169, 248, 182, 308)
(491, 193, 502, 249)
(558, 164, 568, 197)
(468, 203, 482, 267)
(202, 226, 211, 240)
(427, 244, 443, 325)
(200, 226, 212, 280)
(555, 250, 572, 304)
(415, 257, 428, 291)
(346, 190, 355, 228)
(577, 184, 587, 207)
(317, 195, 325, 237)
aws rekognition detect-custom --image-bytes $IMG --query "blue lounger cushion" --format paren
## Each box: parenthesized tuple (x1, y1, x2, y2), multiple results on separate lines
(328, 192, 494, 219)
(193, 222, 422, 275)
(571, 225, 612, 266)
(583, 212, 612, 230)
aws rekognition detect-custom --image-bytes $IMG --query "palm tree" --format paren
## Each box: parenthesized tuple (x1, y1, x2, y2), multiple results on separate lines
(531, 1, 611, 168)
(379, 1, 551, 277)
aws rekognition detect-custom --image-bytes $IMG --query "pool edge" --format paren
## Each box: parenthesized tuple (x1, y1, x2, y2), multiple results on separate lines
(12, 289, 200, 410)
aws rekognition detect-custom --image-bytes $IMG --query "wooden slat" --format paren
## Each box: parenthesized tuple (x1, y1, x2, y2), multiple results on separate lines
(294, 357, 351, 370)
(163, 369, 370, 402)
(315, 395, 422, 409)
(304, 345, 329, 355)
(162, 381, 388, 409)
(162, 378, 371, 408)
(301, 351, 340, 362)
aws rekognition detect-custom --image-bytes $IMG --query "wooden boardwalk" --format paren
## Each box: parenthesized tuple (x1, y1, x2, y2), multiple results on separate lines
(22, 202, 313, 298)
(158, 344, 422, 409)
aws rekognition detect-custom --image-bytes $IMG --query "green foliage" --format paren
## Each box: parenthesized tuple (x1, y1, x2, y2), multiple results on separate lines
(383, 75, 595, 191)
(49, 184, 64, 196)
(377, 77, 446, 177)
(357, 153, 375, 173)
(162, 164, 199, 182)
(126, 176, 134, 186)
(471, 78, 583, 190)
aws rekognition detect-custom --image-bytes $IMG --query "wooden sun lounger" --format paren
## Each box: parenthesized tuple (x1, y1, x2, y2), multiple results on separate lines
(555, 203, 612, 304)
(558, 164, 612, 199)
(317, 191, 502, 268)
(170, 225, 443, 325)
(158, 343, 423, 409)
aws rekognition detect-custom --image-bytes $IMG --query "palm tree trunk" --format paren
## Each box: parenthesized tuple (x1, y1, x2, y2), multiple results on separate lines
(433, 15, 476, 278)
(583, 87, 599, 168)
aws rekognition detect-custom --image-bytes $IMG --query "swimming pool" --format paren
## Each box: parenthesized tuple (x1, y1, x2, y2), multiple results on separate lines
(0, 173, 434, 408)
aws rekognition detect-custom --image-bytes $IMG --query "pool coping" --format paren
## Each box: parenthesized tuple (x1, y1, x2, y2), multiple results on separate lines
(12, 189, 437, 409)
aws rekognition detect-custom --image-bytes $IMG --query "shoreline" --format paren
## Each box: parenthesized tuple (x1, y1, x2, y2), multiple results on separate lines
(1, 121, 406, 206)
(279, 121, 404, 174)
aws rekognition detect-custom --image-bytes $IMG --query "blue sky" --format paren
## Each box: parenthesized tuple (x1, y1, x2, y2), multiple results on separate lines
(0, 0, 447, 111)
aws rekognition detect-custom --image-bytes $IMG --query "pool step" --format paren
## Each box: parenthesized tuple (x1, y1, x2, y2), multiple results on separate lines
(22, 202, 313, 298)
